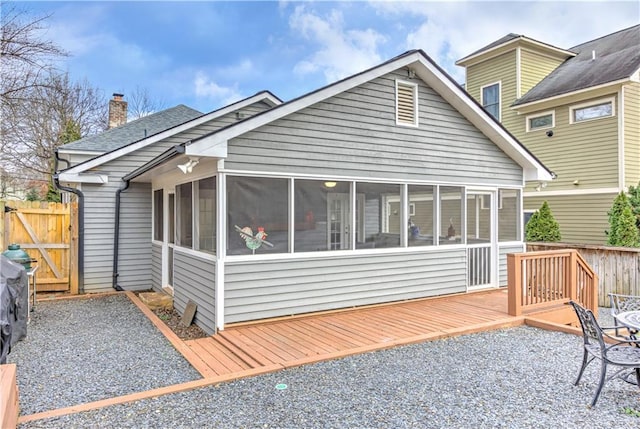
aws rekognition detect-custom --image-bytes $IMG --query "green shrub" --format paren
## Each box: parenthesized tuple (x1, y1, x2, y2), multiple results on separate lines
(525, 201, 561, 242)
(607, 191, 640, 247)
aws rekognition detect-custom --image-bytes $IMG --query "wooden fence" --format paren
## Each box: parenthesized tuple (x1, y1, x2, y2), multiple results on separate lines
(527, 242, 640, 307)
(1, 200, 78, 294)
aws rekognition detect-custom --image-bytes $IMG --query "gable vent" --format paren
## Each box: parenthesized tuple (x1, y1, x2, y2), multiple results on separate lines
(396, 81, 418, 126)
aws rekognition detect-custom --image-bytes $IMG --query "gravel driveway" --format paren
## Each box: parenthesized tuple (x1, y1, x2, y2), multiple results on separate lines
(8, 294, 640, 428)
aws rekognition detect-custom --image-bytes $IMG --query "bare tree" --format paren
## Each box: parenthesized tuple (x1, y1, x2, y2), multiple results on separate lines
(2, 71, 107, 178)
(0, 4, 67, 104)
(127, 85, 167, 120)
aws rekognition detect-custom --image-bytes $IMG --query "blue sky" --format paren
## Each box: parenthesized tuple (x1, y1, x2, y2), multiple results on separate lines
(17, 1, 640, 114)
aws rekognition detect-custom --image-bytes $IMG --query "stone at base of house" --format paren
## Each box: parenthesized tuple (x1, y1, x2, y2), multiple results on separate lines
(139, 292, 173, 311)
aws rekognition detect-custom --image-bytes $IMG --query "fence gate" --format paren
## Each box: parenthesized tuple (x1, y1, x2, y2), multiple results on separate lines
(2, 201, 76, 293)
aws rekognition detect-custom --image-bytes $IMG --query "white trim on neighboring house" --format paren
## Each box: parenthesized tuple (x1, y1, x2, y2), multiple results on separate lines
(514, 78, 630, 111)
(523, 187, 620, 197)
(58, 91, 281, 181)
(569, 96, 616, 124)
(516, 47, 522, 98)
(60, 149, 103, 156)
(187, 51, 553, 183)
(480, 81, 502, 122)
(618, 87, 625, 190)
(525, 110, 555, 132)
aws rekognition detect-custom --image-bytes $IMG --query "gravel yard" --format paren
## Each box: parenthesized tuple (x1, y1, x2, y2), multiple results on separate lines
(7, 294, 640, 428)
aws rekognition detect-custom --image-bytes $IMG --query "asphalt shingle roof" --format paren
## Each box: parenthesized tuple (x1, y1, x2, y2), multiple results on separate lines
(60, 104, 203, 152)
(514, 25, 640, 106)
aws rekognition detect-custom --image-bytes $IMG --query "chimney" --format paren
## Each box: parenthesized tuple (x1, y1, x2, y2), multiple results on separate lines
(108, 93, 127, 129)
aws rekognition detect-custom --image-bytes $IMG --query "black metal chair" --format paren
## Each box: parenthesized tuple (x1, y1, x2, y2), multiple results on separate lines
(609, 293, 640, 337)
(569, 300, 640, 407)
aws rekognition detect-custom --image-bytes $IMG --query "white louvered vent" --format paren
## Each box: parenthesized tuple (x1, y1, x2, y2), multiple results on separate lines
(396, 81, 417, 126)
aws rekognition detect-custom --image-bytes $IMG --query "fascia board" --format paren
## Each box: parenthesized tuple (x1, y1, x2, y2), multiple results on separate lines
(185, 140, 227, 158)
(456, 37, 574, 67)
(57, 173, 108, 184)
(62, 92, 282, 176)
(57, 149, 103, 156)
(188, 52, 425, 152)
(513, 78, 631, 112)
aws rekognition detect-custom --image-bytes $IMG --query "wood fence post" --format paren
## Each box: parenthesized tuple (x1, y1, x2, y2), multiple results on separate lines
(507, 253, 522, 316)
(0, 200, 5, 251)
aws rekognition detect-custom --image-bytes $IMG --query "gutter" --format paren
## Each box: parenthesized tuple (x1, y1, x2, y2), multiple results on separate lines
(112, 180, 130, 291)
(54, 149, 84, 294)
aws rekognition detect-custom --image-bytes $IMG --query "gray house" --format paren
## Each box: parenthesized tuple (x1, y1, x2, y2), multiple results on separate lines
(57, 91, 282, 293)
(113, 50, 552, 335)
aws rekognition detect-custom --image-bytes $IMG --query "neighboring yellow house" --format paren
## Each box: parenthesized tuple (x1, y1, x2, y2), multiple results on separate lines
(456, 25, 640, 244)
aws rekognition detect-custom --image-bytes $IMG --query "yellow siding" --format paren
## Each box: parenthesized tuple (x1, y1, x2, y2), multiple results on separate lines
(520, 94, 619, 190)
(624, 82, 640, 187)
(520, 49, 564, 96)
(466, 51, 518, 130)
(524, 193, 616, 245)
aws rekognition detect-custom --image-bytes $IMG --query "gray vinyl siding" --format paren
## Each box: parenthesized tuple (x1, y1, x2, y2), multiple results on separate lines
(151, 242, 162, 292)
(173, 249, 216, 334)
(524, 193, 616, 245)
(117, 182, 152, 290)
(224, 249, 466, 323)
(498, 244, 524, 286)
(225, 70, 523, 187)
(76, 102, 270, 292)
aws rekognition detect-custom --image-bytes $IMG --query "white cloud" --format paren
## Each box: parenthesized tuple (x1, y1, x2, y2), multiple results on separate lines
(289, 5, 387, 83)
(193, 72, 243, 106)
(371, 1, 640, 83)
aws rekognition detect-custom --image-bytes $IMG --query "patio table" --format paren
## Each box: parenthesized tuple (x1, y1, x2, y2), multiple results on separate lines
(614, 311, 640, 333)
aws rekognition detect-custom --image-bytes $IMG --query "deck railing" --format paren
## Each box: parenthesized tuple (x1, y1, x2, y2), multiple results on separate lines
(507, 249, 598, 317)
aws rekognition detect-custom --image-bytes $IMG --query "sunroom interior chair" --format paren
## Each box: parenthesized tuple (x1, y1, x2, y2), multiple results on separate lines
(609, 293, 640, 338)
(569, 301, 640, 407)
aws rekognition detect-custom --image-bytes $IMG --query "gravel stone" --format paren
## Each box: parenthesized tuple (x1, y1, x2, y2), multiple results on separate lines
(9, 296, 640, 428)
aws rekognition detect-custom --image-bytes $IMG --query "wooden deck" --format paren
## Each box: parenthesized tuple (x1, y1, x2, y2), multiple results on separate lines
(180, 289, 524, 378)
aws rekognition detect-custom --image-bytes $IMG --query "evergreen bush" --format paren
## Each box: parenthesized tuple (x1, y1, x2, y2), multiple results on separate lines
(607, 191, 640, 247)
(525, 201, 561, 242)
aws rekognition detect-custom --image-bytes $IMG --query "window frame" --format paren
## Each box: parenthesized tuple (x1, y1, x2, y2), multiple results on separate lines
(395, 79, 419, 127)
(526, 110, 555, 132)
(480, 81, 501, 122)
(569, 97, 615, 124)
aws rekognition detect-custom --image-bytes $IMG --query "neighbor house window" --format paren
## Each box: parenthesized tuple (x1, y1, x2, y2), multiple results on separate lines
(176, 183, 192, 248)
(227, 176, 289, 255)
(153, 189, 163, 242)
(396, 80, 418, 126)
(498, 189, 520, 242)
(197, 177, 216, 253)
(481, 82, 500, 121)
(439, 186, 463, 244)
(570, 98, 614, 123)
(356, 182, 402, 249)
(526, 111, 554, 132)
(408, 185, 434, 247)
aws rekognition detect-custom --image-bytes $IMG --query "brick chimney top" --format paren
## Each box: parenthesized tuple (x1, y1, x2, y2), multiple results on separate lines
(108, 93, 127, 129)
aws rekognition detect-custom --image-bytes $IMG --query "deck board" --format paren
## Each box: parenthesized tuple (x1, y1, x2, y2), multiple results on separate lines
(185, 289, 525, 380)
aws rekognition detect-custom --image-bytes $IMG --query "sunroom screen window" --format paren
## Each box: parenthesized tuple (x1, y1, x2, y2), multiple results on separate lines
(440, 186, 463, 245)
(176, 183, 192, 248)
(227, 176, 289, 255)
(482, 84, 499, 120)
(356, 182, 401, 249)
(408, 185, 434, 247)
(198, 177, 216, 253)
(153, 189, 163, 241)
(294, 180, 349, 252)
(498, 189, 520, 242)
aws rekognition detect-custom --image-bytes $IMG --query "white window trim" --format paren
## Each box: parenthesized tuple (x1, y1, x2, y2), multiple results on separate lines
(480, 81, 501, 122)
(569, 96, 615, 124)
(525, 110, 555, 132)
(395, 79, 419, 127)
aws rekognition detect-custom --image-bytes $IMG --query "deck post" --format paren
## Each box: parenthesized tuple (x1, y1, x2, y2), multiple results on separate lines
(507, 253, 522, 316)
(568, 251, 577, 302)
